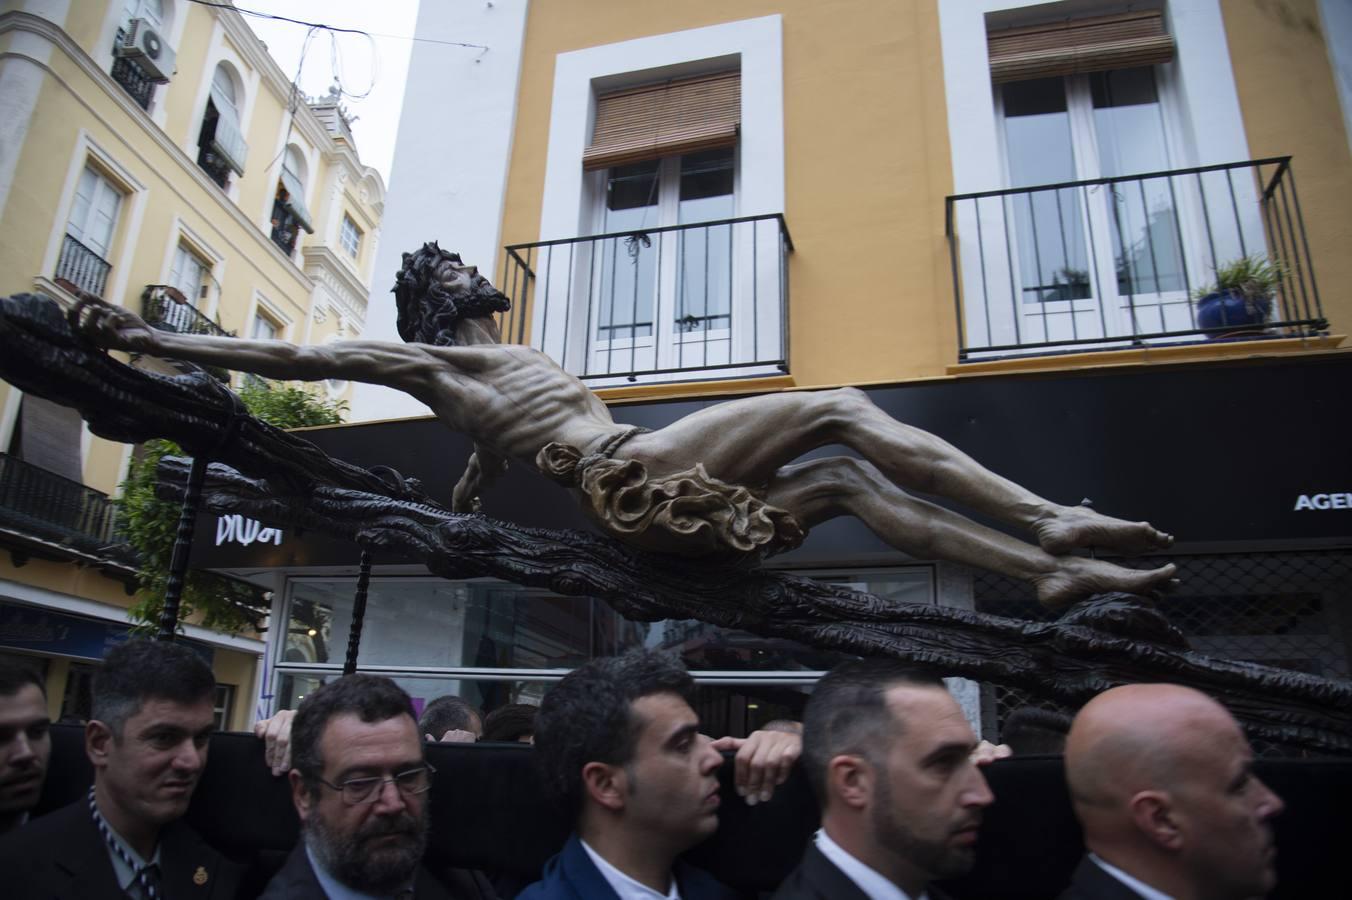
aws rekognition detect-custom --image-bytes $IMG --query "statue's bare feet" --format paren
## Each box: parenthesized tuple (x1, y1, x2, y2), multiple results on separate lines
(1034, 557, 1178, 610)
(1033, 504, 1173, 557)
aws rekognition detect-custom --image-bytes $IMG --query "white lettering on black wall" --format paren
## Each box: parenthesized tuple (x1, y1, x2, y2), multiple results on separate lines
(1293, 493, 1352, 511)
(215, 514, 284, 546)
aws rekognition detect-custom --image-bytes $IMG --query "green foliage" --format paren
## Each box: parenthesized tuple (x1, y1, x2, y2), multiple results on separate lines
(1192, 255, 1286, 303)
(115, 381, 346, 636)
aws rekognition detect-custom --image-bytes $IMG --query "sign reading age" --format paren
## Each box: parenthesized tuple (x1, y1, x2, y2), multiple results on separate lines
(1293, 493, 1352, 511)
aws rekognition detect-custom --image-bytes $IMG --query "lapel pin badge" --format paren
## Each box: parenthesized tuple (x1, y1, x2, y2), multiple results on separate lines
(193, 866, 209, 886)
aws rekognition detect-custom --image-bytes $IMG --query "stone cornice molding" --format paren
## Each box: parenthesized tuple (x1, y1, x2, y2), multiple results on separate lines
(302, 245, 371, 325)
(0, 11, 314, 296)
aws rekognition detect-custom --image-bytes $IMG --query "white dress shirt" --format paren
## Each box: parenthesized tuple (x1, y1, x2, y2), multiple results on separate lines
(580, 838, 681, 900)
(1089, 853, 1176, 900)
(815, 829, 926, 900)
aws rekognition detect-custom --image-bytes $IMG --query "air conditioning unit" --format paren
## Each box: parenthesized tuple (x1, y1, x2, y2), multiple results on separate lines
(117, 18, 176, 84)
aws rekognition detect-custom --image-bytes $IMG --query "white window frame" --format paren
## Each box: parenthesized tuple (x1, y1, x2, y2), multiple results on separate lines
(534, 16, 784, 386)
(41, 133, 147, 309)
(96, 0, 184, 123)
(158, 221, 224, 319)
(185, 28, 259, 201)
(340, 213, 362, 260)
(65, 166, 124, 260)
(939, 0, 1257, 353)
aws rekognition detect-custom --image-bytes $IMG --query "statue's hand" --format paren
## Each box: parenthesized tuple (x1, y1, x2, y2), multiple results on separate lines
(71, 296, 160, 354)
(452, 469, 482, 514)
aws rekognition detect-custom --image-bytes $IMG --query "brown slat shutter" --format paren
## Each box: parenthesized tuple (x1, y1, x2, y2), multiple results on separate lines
(584, 71, 740, 171)
(988, 11, 1175, 84)
(19, 396, 83, 482)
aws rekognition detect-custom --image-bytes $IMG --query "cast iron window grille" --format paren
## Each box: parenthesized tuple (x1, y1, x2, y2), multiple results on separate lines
(501, 213, 793, 384)
(110, 29, 155, 110)
(141, 285, 232, 338)
(55, 235, 112, 298)
(271, 198, 299, 256)
(945, 157, 1327, 361)
(0, 452, 137, 567)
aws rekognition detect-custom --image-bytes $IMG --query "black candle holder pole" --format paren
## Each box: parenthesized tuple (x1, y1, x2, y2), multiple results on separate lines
(344, 549, 373, 675)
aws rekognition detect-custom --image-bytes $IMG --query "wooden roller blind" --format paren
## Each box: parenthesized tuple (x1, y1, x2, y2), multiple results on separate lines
(988, 10, 1175, 84)
(584, 71, 740, 171)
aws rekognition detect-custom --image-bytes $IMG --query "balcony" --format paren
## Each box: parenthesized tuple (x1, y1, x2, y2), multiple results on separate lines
(945, 157, 1327, 361)
(110, 29, 155, 110)
(141, 285, 232, 338)
(0, 453, 138, 569)
(55, 234, 112, 298)
(500, 213, 792, 384)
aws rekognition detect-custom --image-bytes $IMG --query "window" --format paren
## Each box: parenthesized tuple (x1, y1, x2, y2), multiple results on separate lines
(595, 147, 735, 344)
(339, 214, 361, 259)
(57, 165, 122, 297)
(272, 145, 314, 256)
(212, 683, 235, 731)
(250, 313, 278, 341)
(197, 63, 248, 189)
(532, 16, 787, 383)
(111, 0, 169, 109)
(167, 242, 209, 306)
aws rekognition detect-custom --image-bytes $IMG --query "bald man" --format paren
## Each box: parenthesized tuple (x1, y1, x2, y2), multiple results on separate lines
(1059, 684, 1285, 900)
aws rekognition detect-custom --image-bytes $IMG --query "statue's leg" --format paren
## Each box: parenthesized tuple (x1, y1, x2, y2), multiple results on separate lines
(635, 387, 1170, 556)
(765, 456, 1178, 608)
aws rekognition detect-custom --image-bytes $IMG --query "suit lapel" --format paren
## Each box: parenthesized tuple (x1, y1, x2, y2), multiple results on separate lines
(161, 821, 229, 898)
(49, 804, 128, 900)
(558, 835, 624, 900)
(1068, 856, 1150, 900)
(798, 844, 873, 900)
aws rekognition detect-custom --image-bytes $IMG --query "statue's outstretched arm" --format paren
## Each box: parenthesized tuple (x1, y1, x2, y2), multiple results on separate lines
(73, 297, 437, 393)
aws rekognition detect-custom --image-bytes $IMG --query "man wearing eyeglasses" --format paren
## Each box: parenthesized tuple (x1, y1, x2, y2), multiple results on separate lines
(259, 674, 495, 899)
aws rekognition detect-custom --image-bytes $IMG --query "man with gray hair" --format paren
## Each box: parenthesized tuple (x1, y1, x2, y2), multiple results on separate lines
(259, 673, 495, 899)
(774, 659, 994, 900)
(0, 638, 241, 899)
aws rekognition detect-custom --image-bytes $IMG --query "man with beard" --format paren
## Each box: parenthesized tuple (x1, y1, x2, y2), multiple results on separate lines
(0, 639, 241, 899)
(0, 661, 50, 835)
(260, 674, 495, 899)
(1059, 684, 1285, 900)
(74, 243, 1176, 611)
(774, 660, 994, 900)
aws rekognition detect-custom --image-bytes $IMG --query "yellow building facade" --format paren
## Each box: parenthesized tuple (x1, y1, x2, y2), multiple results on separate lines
(313, 0, 1351, 738)
(0, 0, 385, 730)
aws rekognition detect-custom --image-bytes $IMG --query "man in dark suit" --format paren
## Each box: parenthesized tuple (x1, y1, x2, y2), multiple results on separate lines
(773, 660, 995, 900)
(517, 650, 744, 900)
(1059, 683, 1284, 900)
(0, 639, 241, 899)
(259, 673, 495, 899)
(0, 660, 51, 835)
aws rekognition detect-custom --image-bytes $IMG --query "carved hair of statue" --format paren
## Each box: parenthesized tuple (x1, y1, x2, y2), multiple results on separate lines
(392, 242, 511, 346)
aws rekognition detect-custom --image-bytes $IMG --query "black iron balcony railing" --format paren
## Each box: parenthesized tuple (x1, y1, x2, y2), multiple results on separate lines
(110, 30, 155, 110)
(141, 285, 233, 338)
(0, 453, 138, 567)
(55, 234, 112, 298)
(501, 213, 793, 382)
(945, 157, 1326, 360)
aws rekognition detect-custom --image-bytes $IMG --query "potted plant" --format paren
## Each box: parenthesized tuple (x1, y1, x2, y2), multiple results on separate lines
(1192, 255, 1285, 338)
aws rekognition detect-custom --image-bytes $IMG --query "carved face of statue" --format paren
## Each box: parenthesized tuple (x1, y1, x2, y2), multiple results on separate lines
(433, 257, 481, 300)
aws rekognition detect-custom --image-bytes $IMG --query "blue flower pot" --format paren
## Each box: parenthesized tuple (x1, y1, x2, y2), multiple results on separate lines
(1196, 289, 1272, 338)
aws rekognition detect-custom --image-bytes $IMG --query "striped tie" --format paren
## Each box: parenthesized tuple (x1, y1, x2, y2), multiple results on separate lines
(87, 787, 161, 900)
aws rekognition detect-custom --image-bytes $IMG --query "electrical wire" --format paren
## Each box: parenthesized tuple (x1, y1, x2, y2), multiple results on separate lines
(182, 0, 490, 50)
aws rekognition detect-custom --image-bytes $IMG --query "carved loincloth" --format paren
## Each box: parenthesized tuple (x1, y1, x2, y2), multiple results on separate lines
(536, 427, 805, 557)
